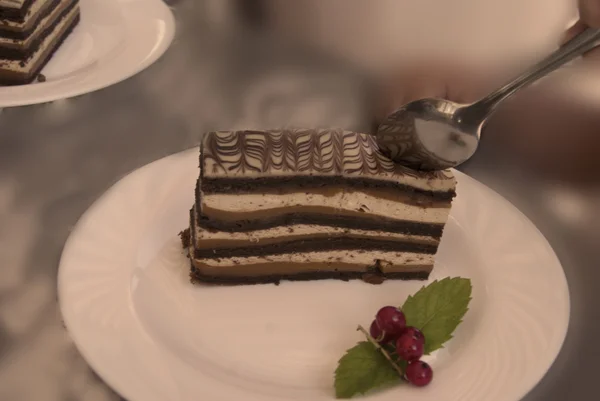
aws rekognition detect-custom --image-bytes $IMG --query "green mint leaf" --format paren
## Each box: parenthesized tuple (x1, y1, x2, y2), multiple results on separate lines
(402, 277, 472, 354)
(334, 341, 400, 398)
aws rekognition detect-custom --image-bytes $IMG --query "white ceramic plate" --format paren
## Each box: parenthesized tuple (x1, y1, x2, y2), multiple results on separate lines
(0, 0, 175, 108)
(58, 148, 570, 401)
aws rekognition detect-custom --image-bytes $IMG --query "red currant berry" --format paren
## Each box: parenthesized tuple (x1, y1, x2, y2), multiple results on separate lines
(400, 326, 425, 343)
(369, 320, 394, 344)
(405, 360, 433, 387)
(395, 331, 424, 361)
(375, 306, 406, 337)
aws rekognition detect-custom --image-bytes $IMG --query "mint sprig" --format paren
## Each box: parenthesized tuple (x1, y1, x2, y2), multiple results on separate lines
(403, 277, 472, 354)
(334, 342, 399, 399)
(334, 277, 472, 398)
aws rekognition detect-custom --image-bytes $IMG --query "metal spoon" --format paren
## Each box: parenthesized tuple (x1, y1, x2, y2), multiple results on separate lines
(376, 28, 600, 171)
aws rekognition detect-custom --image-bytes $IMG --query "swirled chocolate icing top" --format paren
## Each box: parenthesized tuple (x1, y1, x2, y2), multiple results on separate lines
(201, 129, 456, 193)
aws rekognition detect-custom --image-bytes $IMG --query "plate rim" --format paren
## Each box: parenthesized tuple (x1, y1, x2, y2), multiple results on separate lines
(57, 147, 570, 401)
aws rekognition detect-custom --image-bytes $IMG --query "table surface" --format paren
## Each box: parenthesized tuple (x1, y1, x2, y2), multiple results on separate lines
(1, 1, 599, 400)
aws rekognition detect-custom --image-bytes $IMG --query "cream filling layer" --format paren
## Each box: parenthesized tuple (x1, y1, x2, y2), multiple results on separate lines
(0, 3, 77, 73)
(0, 0, 51, 30)
(192, 248, 434, 268)
(0, 0, 71, 47)
(201, 190, 451, 224)
(193, 223, 440, 248)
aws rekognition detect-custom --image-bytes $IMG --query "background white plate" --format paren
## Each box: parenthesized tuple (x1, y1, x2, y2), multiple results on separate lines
(0, 0, 175, 108)
(58, 148, 570, 401)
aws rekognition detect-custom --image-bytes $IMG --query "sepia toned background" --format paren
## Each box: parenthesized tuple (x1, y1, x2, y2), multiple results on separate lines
(1, 1, 599, 400)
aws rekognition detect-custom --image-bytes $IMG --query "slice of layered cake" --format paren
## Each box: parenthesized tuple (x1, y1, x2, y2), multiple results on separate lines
(183, 129, 456, 285)
(0, 0, 80, 85)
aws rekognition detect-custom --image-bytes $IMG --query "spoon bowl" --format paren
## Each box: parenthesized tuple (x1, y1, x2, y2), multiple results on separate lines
(377, 98, 480, 171)
(377, 27, 600, 170)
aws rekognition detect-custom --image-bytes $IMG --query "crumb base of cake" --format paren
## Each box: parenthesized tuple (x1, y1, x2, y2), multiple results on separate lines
(188, 263, 430, 286)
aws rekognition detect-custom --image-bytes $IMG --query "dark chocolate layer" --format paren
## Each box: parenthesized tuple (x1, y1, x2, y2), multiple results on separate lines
(0, 0, 35, 22)
(0, 9, 78, 85)
(189, 264, 430, 285)
(201, 176, 455, 201)
(197, 211, 445, 237)
(193, 236, 438, 259)
(0, 0, 77, 60)
(0, 0, 61, 39)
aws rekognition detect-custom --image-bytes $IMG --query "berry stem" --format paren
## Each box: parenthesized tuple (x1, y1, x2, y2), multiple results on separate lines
(357, 325, 406, 378)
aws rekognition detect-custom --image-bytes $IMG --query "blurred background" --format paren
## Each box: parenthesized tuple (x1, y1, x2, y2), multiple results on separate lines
(260, 0, 575, 73)
(173, 0, 597, 180)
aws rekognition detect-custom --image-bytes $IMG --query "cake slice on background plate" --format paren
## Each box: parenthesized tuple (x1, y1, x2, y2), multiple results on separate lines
(0, 0, 80, 85)
(182, 129, 456, 285)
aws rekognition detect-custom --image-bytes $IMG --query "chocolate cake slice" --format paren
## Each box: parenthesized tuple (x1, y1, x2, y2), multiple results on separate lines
(184, 129, 456, 285)
(0, 0, 80, 86)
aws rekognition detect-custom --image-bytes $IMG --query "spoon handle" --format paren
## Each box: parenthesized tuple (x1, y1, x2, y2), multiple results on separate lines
(471, 27, 600, 118)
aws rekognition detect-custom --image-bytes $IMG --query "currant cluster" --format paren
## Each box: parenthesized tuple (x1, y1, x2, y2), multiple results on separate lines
(369, 306, 433, 387)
